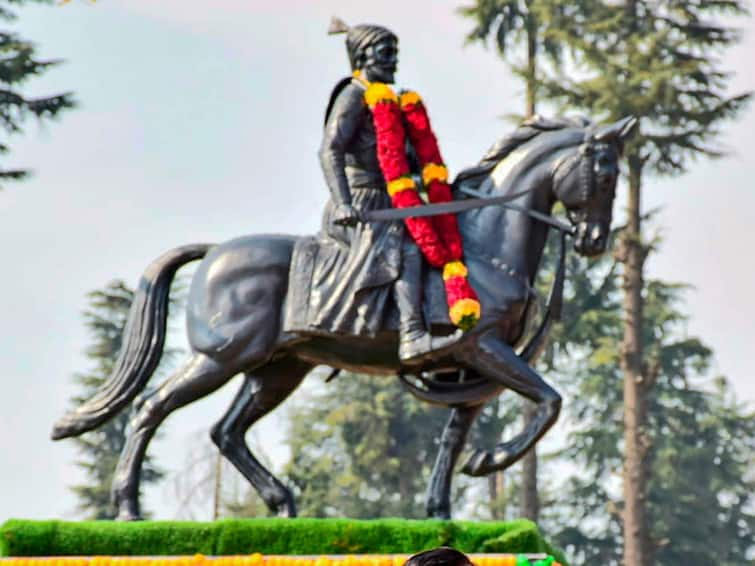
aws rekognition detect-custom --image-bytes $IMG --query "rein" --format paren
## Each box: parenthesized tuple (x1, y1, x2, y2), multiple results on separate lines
(362, 182, 576, 236)
(396, 191, 571, 404)
(456, 186, 570, 360)
(362, 184, 577, 235)
(457, 185, 575, 236)
(362, 138, 589, 369)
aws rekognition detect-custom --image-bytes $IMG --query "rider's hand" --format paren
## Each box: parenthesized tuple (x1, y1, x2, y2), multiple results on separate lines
(332, 203, 361, 227)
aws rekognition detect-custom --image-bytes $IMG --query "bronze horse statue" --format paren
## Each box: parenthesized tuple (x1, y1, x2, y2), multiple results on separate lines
(52, 115, 637, 520)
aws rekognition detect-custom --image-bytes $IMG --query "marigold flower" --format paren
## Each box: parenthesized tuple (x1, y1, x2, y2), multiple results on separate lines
(399, 91, 422, 108)
(0, 558, 559, 566)
(449, 297, 481, 329)
(422, 163, 448, 185)
(387, 176, 416, 197)
(364, 83, 398, 108)
(443, 260, 468, 280)
(364, 84, 480, 326)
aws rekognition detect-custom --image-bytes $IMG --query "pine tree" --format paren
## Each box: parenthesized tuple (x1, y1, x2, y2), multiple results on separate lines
(68, 281, 165, 519)
(0, 0, 74, 185)
(537, 242, 755, 565)
(283, 373, 456, 519)
(466, 395, 521, 520)
(530, 2, 752, 562)
(458, 0, 565, 521)
(458, 0, 562, 117)
(284, 374, 518, 520)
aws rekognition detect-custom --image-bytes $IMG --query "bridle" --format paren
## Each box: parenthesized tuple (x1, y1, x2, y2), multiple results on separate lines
(456, 135, 609, 361)
(397, 120, 634, 404)
(364, 136, 607, 331)
(552, 133, 602, 223)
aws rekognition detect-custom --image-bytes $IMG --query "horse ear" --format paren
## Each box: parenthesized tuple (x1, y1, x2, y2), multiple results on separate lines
(593, 116, 638, 143)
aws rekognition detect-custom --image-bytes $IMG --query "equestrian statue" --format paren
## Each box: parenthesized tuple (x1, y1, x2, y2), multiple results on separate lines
(51, 20, 637, 521)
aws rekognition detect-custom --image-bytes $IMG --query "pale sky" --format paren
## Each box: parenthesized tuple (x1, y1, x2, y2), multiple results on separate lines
(1, 1, 753, 522)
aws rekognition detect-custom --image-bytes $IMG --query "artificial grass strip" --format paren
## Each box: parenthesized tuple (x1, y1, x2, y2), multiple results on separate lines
(0, 518, 566, 564)
(480, 523, 567, 564)
(0, 520, 220, 556)
(214, 519, 457, 555)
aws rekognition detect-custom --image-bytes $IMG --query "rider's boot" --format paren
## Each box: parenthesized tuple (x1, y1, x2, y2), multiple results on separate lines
(395, 246, 462, 365)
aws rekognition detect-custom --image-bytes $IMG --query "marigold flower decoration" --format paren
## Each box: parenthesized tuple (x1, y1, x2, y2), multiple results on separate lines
(356, 71, 480, 330)
(0, 555, 561, 566)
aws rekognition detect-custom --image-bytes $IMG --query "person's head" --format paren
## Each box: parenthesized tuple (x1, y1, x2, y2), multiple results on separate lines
(404, 547, 474, 566)
(329, 18, 399, 84)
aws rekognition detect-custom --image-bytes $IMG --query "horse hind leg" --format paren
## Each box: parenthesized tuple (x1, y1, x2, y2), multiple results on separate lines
(112, 353, 243, 521)
(210, 357, 312, 517)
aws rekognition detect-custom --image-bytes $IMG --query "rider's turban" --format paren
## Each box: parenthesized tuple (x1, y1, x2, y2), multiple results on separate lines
(328, 17, 397, 71)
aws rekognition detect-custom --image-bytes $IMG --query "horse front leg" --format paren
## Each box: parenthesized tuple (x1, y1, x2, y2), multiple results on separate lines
(457, 330, 561, 476)
(426, 403, 483, 519)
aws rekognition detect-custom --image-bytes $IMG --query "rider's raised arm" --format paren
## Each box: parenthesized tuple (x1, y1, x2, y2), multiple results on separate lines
(319, 83, 365, 207)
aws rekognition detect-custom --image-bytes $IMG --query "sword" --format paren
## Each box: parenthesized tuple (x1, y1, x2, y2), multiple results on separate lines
(362, 186, 533, 222)
(361, 185, 575, 235)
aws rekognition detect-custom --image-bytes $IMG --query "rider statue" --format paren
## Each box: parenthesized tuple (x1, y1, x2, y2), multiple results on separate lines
(318, 19, 460, 364)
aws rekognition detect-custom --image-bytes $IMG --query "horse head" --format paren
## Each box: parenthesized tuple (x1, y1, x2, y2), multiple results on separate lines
(552, 116, 637, 257)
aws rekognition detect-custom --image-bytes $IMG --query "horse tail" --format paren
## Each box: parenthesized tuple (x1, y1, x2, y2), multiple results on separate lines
(51, 243, 212, 440)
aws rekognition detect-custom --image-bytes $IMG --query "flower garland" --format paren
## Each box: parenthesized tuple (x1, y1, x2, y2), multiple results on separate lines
(356, 71, 480, 330)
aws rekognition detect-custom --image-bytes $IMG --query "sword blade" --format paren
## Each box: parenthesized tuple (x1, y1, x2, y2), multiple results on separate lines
(362, 188, 532, 222)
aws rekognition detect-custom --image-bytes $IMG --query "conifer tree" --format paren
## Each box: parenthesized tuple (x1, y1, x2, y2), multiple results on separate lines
(458, 0, 561, 117)
(460, 4, 751, 548)
(531, 2, 751, 562)
(458, 0, 565, 521)
(465, 395, 521, 520)
(0, 0, 74, 185)
(539, 244, 754, 566)
(284, 374, 454, 518)
(462, 7, 749, 556)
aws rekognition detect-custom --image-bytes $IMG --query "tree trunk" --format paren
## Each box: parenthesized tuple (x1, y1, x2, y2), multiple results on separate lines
(488, 471, 506, 519)
(213, 451, 223, 520)
(487, 473, 498, 518)
(520, 402, 539, 521)
(621, 154, 649, 566)
(525, 8, 537, 118)
(519, 9, 540, 524)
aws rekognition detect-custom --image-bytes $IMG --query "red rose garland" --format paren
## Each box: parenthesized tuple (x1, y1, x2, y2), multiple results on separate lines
(359, 74, 480, 330)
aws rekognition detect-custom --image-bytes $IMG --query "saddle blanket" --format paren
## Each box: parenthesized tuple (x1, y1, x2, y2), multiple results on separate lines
(283, 236, 452, 337)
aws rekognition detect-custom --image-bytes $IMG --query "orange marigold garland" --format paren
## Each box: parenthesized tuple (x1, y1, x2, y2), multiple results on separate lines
(0, 556, 562, 566)
(366, 81, 449, 269)
(401, 91, 464, 263)
(360, 74, 480, 330)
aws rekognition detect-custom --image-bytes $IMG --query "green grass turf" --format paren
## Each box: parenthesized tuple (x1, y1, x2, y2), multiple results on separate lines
(0, 518, 566, 563)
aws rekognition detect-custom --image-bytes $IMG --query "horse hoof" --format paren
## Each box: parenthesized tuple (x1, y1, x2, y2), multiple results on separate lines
(113, 497, 142, 521)
(427, 508, 452, 520)
(115, 509, 142, 522)
(460, 449, 492, 477)
(273, 495, 297, 518)
(275, 506, 296, 518)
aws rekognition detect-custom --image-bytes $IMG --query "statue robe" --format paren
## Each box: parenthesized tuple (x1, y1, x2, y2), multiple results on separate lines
(285, 77, 405, 336)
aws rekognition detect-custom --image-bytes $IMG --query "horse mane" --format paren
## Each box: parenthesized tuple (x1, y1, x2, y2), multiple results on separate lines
(453, 115, 591, 191)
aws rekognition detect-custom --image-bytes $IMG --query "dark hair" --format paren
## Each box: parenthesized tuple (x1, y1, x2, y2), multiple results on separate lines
(404, 547, 473, 566)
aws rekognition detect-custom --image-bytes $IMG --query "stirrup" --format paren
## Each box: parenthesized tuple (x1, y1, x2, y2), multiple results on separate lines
(399, 329, 463, 365)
